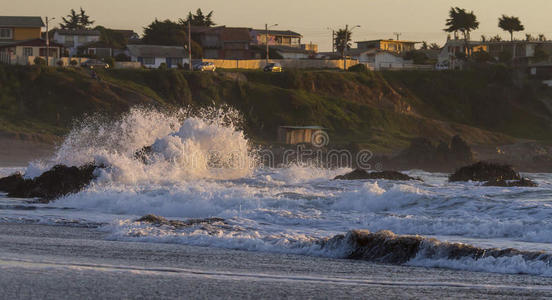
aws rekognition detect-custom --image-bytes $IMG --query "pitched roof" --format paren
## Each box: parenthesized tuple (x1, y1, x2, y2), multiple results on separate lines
(127, 44, 187, 58)
(0, 16, 44, 28)
(0, 38, 62, 49)
(55, 29, 100, 36)
(254, 29, 302, 37)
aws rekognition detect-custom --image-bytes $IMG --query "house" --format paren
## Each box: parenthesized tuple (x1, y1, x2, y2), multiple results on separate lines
(438, 38, 487, 69)
(83, 41, 115, 58)
(0, 38, 63, 64)
(347, 48, 412, 70)
(273, 45, 311, 59)
(356, 39, 417, 54)
(0, 16, 63, 64)
(250, 29, 302, 48)
(301, 43, 318, 53)
(0, 16, 44, 43)
(192, 26, 255, 59)
(127, 44, 188, 68)
(485, 41, 552, 63)
(278, 126, 325, 145)
(52, 29, 100, 56)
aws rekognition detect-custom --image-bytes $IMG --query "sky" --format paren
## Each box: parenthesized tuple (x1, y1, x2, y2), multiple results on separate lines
(3, 0, 552, 51)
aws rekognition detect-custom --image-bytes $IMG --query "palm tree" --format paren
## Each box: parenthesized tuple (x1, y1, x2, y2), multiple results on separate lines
(444, 7, 479, 56)
(334, 27, 352, 55)
(498, 15, 524, 41)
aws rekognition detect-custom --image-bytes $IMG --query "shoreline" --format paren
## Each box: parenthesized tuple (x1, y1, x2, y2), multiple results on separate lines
(0, 223, 551, 298)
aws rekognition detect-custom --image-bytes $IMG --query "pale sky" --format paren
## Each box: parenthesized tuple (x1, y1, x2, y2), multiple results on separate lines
(3, 0, 552, 51)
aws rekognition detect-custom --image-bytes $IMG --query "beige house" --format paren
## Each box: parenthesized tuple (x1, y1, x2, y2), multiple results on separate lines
(355, 39, 418, 54)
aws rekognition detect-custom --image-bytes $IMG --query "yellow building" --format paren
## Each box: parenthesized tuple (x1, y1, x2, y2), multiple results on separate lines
(356, 39, 418, 54)
(0, 16, 44, 41)
(0, 16, 63, 64)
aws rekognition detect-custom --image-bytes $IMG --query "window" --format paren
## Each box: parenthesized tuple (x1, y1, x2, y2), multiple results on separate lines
(142, 57, 155, 65)
(23, 47, 33, 57)
(0, 28, 13, 39)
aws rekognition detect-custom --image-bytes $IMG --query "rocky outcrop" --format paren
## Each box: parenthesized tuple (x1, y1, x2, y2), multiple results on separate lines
(322, 229, 551, 265)
(449, 161, 537, 187)
(334, 169, 420, 181)
(0, 164, 98, 201)
(449, 161, 520, 182)
(136, 214, 226, 228)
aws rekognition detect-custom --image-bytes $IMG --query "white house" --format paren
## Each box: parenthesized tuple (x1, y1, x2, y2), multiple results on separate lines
(348, 48, 412, 70)
(52, 29, 100, 56)
(127, 44, 189, 68)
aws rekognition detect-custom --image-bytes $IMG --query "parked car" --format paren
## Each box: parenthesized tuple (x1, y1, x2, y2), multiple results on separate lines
(263, 63, 283, 72)
(81, 59, 110, 69)
(435, 62, 449, 70)
(193, 62, 216, 72)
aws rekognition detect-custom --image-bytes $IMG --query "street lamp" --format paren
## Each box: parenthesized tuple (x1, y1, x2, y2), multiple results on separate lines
(343, 25, 360, 70)
(45, 16, 55, 66)
(265, 23, 278, 64)
(327, 27, 336, 53)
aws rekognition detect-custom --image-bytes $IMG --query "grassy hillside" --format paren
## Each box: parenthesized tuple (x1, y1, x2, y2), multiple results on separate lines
(0, 64, 550, 152)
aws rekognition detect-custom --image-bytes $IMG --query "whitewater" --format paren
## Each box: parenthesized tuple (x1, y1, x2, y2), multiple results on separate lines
(1, 108, 552, 278)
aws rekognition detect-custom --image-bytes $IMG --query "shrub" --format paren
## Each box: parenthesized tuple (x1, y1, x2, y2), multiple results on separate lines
(472, 50, 493, 63)
(104, 57, 115, 68)
(158, 63, 167, 70)
(348, 64, 369, 72)
(56, 60, 64, 67)
(69, 59, 78, 66)
(114, 53, 130, 62)
(33, 57, 46, 66)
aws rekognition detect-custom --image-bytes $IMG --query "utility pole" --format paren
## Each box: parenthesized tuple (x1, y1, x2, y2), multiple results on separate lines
(332, 30, 335, 52)
(343, 24, 348, 70)
(188, 19, 192, 71)
(393, 32, 401, 41)
(45, 16, 55, 66)
(265, 23, 269, 65)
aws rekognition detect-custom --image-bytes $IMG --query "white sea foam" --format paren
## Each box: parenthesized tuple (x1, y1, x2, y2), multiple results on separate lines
(2, 107, 552, 277)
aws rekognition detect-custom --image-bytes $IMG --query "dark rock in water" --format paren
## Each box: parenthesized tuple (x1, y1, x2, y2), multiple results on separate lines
(0, 173, 25, 192)
(136, 214, 226, 228)
(0, 164, 98, 201)
(484, 177, 538, 187)
(334, 169, 419, 181)
(322, 229, 551, 266)
(449, 161, 521, 182)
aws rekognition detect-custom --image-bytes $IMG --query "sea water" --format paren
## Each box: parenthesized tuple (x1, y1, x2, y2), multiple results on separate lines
(1, 107, 552, 277)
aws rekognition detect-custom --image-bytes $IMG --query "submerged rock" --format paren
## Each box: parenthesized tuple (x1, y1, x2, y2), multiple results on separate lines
(0, 164, 98, 201)
(483, 177, 538, 187)
(136, 214, 226, 228)
(322, 229, 551, 265)
(334, 169, 419, 181)
(449, 161, 521, 182)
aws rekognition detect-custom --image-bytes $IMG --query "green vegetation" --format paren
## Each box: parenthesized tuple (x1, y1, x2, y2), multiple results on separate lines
(0, 65, 551, 152)
(498, 15, 525, 41)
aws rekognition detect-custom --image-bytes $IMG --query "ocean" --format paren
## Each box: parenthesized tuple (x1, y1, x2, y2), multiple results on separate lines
(1, 107, 551, 279)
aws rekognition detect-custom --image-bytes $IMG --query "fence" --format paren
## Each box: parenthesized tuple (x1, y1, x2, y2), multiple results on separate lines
(202, 59, 359, 70)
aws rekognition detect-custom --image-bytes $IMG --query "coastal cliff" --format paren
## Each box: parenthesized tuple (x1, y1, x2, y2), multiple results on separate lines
(0, 64, 551, 169)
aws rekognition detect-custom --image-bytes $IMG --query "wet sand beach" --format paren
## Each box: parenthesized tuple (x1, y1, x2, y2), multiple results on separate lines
(0, 223, 551, 299)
